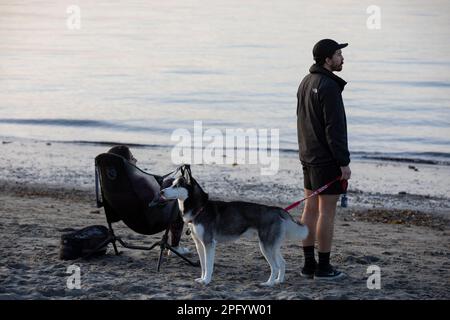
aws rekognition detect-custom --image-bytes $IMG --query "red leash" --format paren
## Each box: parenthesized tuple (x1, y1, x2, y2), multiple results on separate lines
(284, 176, 347, 211)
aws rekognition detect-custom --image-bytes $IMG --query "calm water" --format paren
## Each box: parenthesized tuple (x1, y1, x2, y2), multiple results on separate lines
(1, 0, 450, 164)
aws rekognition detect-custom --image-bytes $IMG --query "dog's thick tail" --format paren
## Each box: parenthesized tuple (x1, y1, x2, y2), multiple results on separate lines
(281, 210, 308, 241)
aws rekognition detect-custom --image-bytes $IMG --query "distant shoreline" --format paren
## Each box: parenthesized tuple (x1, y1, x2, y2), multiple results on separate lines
(2, 136, 450, 166)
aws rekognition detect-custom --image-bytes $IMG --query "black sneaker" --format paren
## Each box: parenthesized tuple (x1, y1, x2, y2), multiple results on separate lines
(301, 263, 317, 279)
(314, 265, 345, 280)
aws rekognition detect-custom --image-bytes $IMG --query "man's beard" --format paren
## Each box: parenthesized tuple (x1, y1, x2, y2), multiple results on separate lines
(333, 61, 344, 71)
(333, 62, 343, 72)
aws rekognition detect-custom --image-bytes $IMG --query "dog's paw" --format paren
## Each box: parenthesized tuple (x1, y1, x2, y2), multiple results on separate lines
(259, 281, 275, 287)
(195, 278, 211, 285)
(274, 278, 284, 285)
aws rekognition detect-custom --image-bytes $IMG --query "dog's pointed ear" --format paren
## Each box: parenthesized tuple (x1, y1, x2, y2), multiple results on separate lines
(186, 168, 196, 186)
(202, 192, 209, 202)
(179, 165, 185, 176)
(184, 171, 191, 184)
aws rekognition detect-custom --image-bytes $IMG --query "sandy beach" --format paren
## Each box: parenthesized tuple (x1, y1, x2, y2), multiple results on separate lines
(0, 141, 449, 300)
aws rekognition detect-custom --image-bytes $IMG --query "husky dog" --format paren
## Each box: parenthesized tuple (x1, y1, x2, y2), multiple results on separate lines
(160, 168, 308, 286)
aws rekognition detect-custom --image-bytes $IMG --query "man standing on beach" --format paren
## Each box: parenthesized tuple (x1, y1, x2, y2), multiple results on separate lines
(296, 39, 351, 280)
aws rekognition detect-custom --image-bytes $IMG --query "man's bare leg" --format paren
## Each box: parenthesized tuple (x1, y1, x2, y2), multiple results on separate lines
(300, 189, 319, 246)
(317, 194, 339, 252)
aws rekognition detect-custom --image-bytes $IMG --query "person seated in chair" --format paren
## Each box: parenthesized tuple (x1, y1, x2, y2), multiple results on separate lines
(107, 145, 190, 256)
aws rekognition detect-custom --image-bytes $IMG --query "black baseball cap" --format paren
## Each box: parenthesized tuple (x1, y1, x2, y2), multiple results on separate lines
(313, 39, 348, 62)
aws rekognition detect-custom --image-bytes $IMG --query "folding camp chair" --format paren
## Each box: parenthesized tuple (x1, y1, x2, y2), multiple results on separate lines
(93, 153, 197, 271)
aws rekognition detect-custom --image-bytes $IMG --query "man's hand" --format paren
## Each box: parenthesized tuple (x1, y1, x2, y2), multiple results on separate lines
(340, 166, 351, 180)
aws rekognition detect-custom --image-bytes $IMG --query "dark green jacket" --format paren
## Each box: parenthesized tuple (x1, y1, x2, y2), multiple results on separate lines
(297, 64, 350, 167)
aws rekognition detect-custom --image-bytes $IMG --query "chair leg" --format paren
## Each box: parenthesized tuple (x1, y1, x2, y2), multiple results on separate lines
(156, 229, 170, 271)
(112, 241, 120, 256)
(157, 245, 165, 272)
(157, 228, 199, 269)
(148, 241, 160, 251)
(108, 223, 120, 256)
(165, 244, 199, 267)
(103, 224, 199, 270)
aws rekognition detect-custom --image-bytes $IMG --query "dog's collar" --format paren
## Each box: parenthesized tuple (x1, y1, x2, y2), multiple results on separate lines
(186, 206, 204, 224)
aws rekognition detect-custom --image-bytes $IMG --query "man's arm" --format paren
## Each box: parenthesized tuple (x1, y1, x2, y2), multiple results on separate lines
(321, 84, 351, 168)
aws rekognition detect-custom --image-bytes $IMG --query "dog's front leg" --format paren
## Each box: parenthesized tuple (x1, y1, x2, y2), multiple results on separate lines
(191, 233, 206, 282)
(198, 240, 216, 285)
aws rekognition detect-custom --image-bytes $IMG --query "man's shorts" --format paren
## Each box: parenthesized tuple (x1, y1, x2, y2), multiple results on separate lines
(302, 164, 347, 195)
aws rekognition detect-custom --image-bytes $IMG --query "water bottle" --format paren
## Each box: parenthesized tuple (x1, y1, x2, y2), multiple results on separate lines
(340, 193, 348, 208)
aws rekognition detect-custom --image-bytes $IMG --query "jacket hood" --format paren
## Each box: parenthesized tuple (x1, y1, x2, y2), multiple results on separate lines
(309, 64, 347, 91)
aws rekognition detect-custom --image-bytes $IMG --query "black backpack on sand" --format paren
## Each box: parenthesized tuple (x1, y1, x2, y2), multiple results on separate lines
(59, 225, 111, 260)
